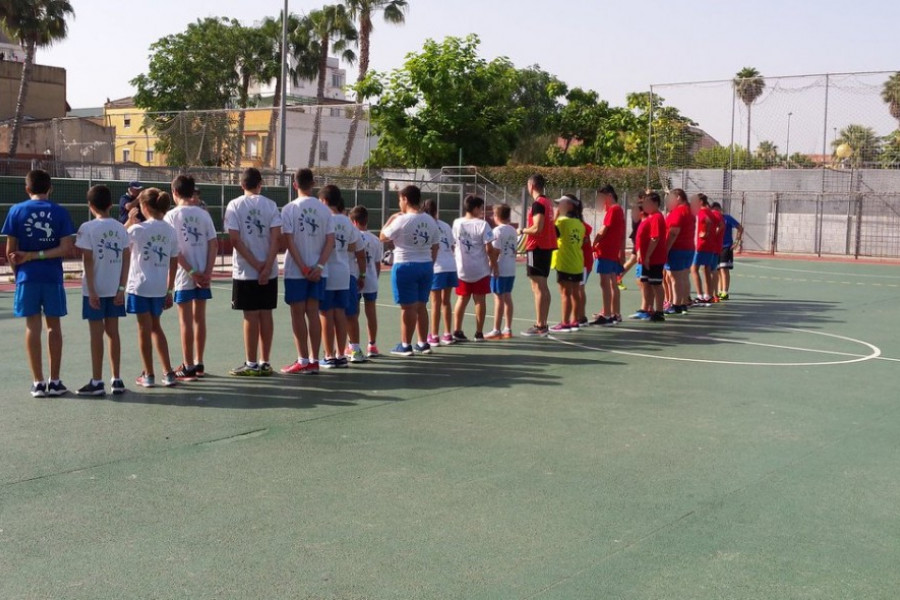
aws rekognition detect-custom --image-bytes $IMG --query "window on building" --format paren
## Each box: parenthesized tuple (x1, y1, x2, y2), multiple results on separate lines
(330, 107, 343, 118)
(146, 149, 154, 163)
(123, 115, 131, 128)
(319, 140, 328, 163)
(246, 135, 260, 158)
(122, 148, 131, 162)
(331, 72, 344, 88)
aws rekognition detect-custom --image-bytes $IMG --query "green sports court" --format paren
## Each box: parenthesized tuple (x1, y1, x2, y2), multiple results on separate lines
(1, 255, 899, 599)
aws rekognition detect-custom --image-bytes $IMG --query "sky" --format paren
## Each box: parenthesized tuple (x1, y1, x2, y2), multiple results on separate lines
(36, 0, 900, 155)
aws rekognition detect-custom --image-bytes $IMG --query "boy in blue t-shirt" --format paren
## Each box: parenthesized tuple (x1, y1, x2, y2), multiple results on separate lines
(2, 170, 76, 397)
(711, 202, 743, 300)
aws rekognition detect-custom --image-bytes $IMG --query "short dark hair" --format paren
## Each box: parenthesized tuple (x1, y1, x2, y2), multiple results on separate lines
(711, 202, 723, 211)
(349, 205, 369, 226)
(319, 184, 344, 212)
(422, 198, 438, 218)
(671, 188, 688, 203)
(646, 192, 662, 207)
(295, 168, 314, 191)
(597, 184, 618, 203)
(495, 204, 511, 221)
(241, 167, 263, 191)
(695, 193, 710, 207)
(400, 185, 421, 207)
(139, 188, 172, 214)
(528, 173, 546, 192)
(464, 195, 485, 214)
(25, 169, 51, 195)
(172, 174, 196, 199)
(87, 185, 112, 211)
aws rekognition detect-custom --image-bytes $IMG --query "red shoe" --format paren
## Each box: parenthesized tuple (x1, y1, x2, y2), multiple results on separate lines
(281, 361, 319, 375)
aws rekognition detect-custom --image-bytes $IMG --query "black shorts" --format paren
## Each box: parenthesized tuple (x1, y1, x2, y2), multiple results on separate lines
(557, 271, 582, 284)
(718, 247, 735, 270)
(232, 278, 278, 311)
(640, 264, 665, 285)
(527, 249, 553, 278)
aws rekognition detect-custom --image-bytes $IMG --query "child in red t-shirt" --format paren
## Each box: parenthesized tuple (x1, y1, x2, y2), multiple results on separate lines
(690, 193, 721, 305)
(634, 192, 668, 322)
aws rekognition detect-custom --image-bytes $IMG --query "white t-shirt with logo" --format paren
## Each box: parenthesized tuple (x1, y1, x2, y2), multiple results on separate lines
(223, 194, 283, 281)
(433, 219, 457, 274)
(358, 230, 381, 294)
(126, 219, 179, 298)
(453, 217, 494, 282)
(492, 223, 518, 278)
(325, 213, 360, 291)
(282, 196, 335, 280)
(163, 205, 218, 291)
(381, 212, 440, 264)
(75, 217, 129, 297)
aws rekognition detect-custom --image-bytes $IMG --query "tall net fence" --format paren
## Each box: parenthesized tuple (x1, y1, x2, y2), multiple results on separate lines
(648, 71, 900, 258)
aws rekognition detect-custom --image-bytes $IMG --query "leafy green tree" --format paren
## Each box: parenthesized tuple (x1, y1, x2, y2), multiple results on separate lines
(734, 67, 766, 156)
(341, 0, 407, 167)
(0, 0, 74, 157)
(832, 124, 882, 168)
(755, 140, 780, 166)
(787, 152, 815, 168)
(307, 4, 357, 168)
(360, 34, 524, 167)
(881, 72, 900, 125)
(627, 91, 699, 169)
(508, 65, 566, 163)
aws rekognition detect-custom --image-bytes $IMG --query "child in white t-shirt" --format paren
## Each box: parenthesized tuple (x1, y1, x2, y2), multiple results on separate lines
(451, 195, 496, 342)
(164, 175, 218, 381)
(485, 203, 517, 340)
(349, 205, 382, 359)
(124, 188, 180, 388)
(224, 168, 283, 377)
(74, 185, 130, 396)
(423, 199, 458, 347)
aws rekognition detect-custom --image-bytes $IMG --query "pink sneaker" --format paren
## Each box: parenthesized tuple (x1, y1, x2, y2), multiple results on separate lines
(439, 334, 454, 346)
(426, 334, 440, 345)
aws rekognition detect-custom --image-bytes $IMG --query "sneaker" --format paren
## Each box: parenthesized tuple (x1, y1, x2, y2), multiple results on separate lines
(549, 323, 571, 333)
(414, 342, 433, 355)
(259, 363, 274, 376)
(335, 357, 349, 368)
(76, 381, 106, 397)
(229, 363, 260, 377)
(162, 372, 178, 387)
(589, 315, 614, 326)
(566, 322, 581, 331)
(111, 378, 126, 395)
(613, 314, 623, 324)
(719, 292, 730, 301)
(46, 381, 68, 397)
(710, 295, 721, 304)
(280, 361, 305, 374)
(521, 325, 549, 337)
(484, 329, 502, 340)
(391, 343, 414, 357)
(439, 334, 455, 346)
(195, 362, 206, 378)
(617, 276, 627, 290)
(473, 332, 485, 342)
(664, 301, 672, 311)
(629, 310, 651, 320)
(174, 363, 198, 382)
(366, 343, 381, 358)
(136, 372, 156, 387)
(426, 334, 440, 346)
(30, 382, 47, 398)
(452, 330, 469, 343)
(664, 306, 679, 315)
(577, 316, 589, 326)
(320, 358, 338, 369)
(349, 348, 367, 363)
(649, 312, 666, 322)
(500, 329, 513, 339)
(692, 298, 712, 307)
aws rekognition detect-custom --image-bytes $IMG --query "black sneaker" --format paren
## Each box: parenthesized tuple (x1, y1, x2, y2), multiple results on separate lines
(589, 315, 613, 326)
(46, 381, 68, 397)
(577, 316, 589, 326)
(452, 330, 469, 342)
(195, 362, 206, 377)
(473, 332, 485, 343)
(649, 312, 666, 322)
(111, 378, 126, 395)
(30, 382, 47, 398)
(335, 357, 349, 368)
(76, 381, 106, 396)
(174, 363, 198, 382)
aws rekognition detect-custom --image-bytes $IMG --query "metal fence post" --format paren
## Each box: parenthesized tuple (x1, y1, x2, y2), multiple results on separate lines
(381, 178, 390, 231)
(815, 197, 823, 257)
(771, 193, 780, 254)
(854, 194, 864, 259)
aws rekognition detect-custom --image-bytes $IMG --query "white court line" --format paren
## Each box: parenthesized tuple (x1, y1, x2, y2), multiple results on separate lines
(742, 262, 900, 279)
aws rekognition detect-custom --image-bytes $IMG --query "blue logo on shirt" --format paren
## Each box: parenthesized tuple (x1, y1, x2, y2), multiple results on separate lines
(245, 210, 265, 236)
(298, 208, 320, 234)
(413, 223, 431, 246)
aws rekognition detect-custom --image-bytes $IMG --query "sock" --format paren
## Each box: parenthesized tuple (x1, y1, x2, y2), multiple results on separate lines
(350, 343, 360, 352)
(91, 379, 103, 386)
(185, 364, 194, 370)
(246, 361, 258, 368)
(50, 379, 60, 385)
(368, 340, 376, 346)
(299, 358, 309, 366)
(34, 381, 43, 386)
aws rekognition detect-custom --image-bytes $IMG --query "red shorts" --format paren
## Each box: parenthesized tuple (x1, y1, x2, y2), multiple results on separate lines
(456, 276, 491, 296)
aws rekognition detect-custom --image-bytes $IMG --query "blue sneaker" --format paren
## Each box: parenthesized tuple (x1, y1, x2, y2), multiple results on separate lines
(414, 342, 432, 355)
(391, 343, 414, 357)
(629, 310, 650, 320)
(320, 358, 338, 369)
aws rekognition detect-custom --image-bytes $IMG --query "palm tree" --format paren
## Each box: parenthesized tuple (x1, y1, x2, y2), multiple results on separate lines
(232, 23, 268, 171)
(307, 4, 357, 168)
(881, 72, 900, 125)
(733, 67, 766, 156)
(832, 124, 882, 168)
(755, 140, 779, 166)
(340, 0, 407, 167)
(0, 0, 74, 158)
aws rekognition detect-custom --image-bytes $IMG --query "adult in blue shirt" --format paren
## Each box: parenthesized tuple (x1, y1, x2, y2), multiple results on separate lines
(118, 180, 144, 223)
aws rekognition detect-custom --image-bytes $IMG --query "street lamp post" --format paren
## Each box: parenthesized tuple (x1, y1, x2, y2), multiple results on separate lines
(278, 0, 289, 183)
(785, 112, 793, 168)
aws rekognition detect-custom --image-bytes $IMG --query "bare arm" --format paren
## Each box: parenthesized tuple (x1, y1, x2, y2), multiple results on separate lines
(82, 249, 100, 309)
(520, 212, 544, 236)
(258, 226, 282, 286)
(228, 229, 264, 274)
(116, 248, 130, 306)
(666, 226, 681, 251)
(644, 238, 659, 267)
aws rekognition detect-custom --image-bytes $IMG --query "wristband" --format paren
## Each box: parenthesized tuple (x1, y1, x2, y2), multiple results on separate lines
(358, 273, 367, 278)
(315, 264, 324, 271)
(166, 289, 174, 295)
(117, 285, 126, 292)
(188, 268, 196, 276)
(38, 250, 46, 260)
(301, 266, 311, 277)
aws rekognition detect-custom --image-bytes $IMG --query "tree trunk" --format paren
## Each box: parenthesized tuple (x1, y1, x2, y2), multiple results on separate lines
(263, 71, 283, 169)
(746, 103, 752, 161)
(233, 73, 250, 181)
(307, 37, 330, 168)
(8, 40, 36, 158)
(342, 12, 372, 168)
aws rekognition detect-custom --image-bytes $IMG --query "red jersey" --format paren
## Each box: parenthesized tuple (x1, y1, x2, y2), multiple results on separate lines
(665, 203, 695, 251)
(582, 223, 593, 270)
(711, 210, 725, 252)
(525, 196, 557, 251)
(595, 203, 625, 261)
(696, 207, 718, 253)
(636, 211, 668, 265)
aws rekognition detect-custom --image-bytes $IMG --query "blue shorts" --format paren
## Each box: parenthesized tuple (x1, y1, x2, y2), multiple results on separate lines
(361, 292, 378, 303)
(320, 287, 349, 313)
(693, 251, 719, 269)
(666, 249, 694, 271)
(393, 261, 434, 305)
(490, 276, 515, 295)
(284, 278, 325, 305)
(82, 296, 127, 321)
(13, 282, 67, 318)
(595, 258, 624, 276)
(174, 288, 212, 304)
(126, 294, 165, 317)
(635, 264, 643, 279)
(431, 271, 459, 291)
(346, 277, 360, 318)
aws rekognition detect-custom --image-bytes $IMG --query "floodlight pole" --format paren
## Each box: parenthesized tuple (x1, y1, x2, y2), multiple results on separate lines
(278, 0, 289, 183)
(785, 112, 793, 167)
